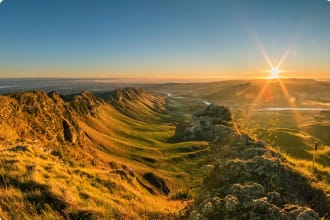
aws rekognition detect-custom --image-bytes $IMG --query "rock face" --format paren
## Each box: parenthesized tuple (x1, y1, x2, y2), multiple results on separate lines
(62, 119, 76, 143)
(184, 104, 235, 142)
(0, 90, 102, 144)
(70, 91, 104, 116)
(185, 105, 329, 220)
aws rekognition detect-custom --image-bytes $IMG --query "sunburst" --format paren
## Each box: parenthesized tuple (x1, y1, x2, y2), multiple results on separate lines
(269, 68, 280, 79)
(243, 44, 303, 128)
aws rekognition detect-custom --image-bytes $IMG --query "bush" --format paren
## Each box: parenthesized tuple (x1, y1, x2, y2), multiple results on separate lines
(169, 188, 192, 200)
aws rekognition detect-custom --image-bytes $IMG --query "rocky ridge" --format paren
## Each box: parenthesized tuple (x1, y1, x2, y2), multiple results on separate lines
(183, 105, 234, 142)
(0, 90, 103, 145)
(183, 104, 329, 220)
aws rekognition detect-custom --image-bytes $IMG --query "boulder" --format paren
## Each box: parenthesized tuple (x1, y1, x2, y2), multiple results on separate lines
(184, 104, 235, 142)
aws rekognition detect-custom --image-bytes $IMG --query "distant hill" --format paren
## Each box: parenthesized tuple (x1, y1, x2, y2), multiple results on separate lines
(147, 79, 330, 186)
(146, 79, 330, 107)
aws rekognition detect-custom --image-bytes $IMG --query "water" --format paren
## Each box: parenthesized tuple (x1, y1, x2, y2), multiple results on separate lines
(161, 91, 184, 99)
(258, 107, 329, 111)
(0, 78, 134, 95)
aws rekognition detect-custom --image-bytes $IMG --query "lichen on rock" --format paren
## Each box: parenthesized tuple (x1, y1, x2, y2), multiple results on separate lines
(183, 104, 235, 142)
(184, 104, 329, 220)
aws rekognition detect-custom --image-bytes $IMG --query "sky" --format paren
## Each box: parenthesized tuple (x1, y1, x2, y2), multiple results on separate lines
(0, 0, 330, 80)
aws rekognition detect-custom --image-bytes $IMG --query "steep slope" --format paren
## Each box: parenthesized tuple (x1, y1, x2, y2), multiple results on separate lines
(183, 105, 329, 219)
(99, 87, 165, 120)
(0, 91, 77, 143)
(0, 88, 208, 219)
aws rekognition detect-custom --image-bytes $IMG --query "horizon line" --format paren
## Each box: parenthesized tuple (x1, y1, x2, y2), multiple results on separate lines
(0, 76, 328, 82)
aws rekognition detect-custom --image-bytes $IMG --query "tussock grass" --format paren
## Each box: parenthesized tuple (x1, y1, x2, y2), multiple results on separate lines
(268, 145, 330, 193)
(0, 91, 208, 219)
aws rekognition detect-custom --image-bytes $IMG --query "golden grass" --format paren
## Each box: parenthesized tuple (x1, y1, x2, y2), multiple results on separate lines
(0, 94, 207, 219)
(267, 145, 330, 193)
(0, 143, 187, 219)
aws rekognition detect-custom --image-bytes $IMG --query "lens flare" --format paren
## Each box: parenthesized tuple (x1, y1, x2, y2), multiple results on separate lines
(270, 68, 280, 79)
(245, 44, 305, 128)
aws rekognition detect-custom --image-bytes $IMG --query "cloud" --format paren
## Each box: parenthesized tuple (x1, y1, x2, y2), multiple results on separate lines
(0, 0, 4, 4)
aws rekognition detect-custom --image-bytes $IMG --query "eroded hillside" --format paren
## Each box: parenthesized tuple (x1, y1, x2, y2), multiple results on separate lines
(0, 88, 209, 219)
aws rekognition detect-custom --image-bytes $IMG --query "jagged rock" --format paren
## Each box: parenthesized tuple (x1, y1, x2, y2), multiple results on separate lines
(194, 104, 231, 122)
(227, 183, 265, 202)
(0, 91, 68, 141)
(62, 120, 76, 143)
(296, 209, 320, 220)
(184, 105, 328, 220)
(188, 211, 203, 220)
(284, 205, 320, 219)
(71, 91, 103, 116)
(224, 195, 239, 212)
(266, 191, 282, 207)
(201, 165, 214, 175)
(48, 91, 65, 104)
(249, 197, 288, 220)
(184, 104, 235, 142)
(201, 201, 214, 216)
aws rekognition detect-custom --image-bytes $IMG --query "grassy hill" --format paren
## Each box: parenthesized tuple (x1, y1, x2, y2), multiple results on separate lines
(0, 81, 329, 219)
(0, 88, 209, 219)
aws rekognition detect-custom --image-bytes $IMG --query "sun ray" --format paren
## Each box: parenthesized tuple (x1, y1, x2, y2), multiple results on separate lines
(275, 47, 291, 69)
(277, 78, 304, 124)
(250, 42, 304, 128)
(246, 79, 271, 120)
(256, 43, 274, 69)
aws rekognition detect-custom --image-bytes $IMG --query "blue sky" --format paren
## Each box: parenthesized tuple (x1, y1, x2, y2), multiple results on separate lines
(0, 0, 329, 79)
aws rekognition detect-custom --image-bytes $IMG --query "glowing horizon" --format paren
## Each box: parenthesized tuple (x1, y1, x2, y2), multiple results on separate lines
(0, 0, 330, 80)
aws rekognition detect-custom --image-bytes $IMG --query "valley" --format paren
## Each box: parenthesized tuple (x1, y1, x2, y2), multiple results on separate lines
(148, 79, 330, 182)
(1, 0, 330, 218)
(0, 88, 209, 219)
(0, 79, 329, 219)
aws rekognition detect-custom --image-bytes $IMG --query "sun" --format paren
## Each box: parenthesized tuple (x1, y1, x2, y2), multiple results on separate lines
(269, 68, 280, 79)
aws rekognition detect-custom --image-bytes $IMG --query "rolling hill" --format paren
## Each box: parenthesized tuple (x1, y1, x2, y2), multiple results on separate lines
(0, 85, 329, 219)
